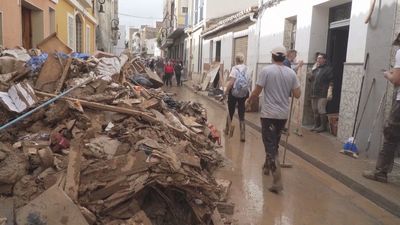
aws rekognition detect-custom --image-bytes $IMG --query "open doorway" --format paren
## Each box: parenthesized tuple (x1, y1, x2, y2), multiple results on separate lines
(22, 7, 33, 49)
(215, 40, 221, 62)
(326, 25, 349, 114)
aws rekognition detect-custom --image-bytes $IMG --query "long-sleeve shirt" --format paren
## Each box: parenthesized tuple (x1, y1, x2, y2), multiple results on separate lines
(309, 64, 333, 98)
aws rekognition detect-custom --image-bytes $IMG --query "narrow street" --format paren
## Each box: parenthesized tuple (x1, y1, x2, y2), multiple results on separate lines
(170, 86, 400, 225)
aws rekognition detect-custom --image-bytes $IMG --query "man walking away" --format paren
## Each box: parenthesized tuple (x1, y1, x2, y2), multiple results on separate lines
(224, 53, 251, 142)
(363, 33, 400, 183)
(247, 46, 301, 193)
(309, 53, 334, 133)
(174, 61, 183, 86)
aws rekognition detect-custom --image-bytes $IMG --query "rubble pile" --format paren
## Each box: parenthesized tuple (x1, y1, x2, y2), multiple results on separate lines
(0, 34, 228, 225)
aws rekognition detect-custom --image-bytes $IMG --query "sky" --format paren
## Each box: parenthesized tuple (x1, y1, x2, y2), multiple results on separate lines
(118, 0, 164, 29)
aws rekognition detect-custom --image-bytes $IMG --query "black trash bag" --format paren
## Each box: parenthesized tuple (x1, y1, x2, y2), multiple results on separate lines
(129, 74, 154, 88)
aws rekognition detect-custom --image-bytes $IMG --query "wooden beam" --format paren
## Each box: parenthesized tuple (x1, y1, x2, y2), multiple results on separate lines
(55, 57, 73, 94)
(35, 91, 160, 124)
(65, 139, 82, 202)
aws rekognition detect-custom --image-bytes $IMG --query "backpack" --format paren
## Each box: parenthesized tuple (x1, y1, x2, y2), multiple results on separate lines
(232, 66, 249, 98)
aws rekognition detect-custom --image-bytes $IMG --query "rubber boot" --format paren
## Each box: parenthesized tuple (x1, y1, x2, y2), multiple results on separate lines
(311, 114, 321, 131)
(269, 156, 283, 193)
(362, 170, 388, 183)
(224, 116, 230, 136)
(262, 159, 270, 176)
(240, 121, 245, 142)
(315, 114, 327, 133)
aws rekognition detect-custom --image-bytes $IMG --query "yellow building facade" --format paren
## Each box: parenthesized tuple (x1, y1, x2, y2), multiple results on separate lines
(56, 0, 97, 53)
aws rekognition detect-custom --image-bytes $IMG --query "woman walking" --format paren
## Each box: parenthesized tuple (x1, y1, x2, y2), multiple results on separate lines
(224, 53, 251, 142)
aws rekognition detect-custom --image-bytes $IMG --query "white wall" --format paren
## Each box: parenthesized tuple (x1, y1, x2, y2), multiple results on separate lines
(191, 28, 203, 73)
(205, 0, 258, 21)
(255, 0, 369, 64)
(114, 25, 126, 55)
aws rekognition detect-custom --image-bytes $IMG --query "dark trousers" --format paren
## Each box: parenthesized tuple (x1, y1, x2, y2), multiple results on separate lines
(261, 118, 287, 171)
(376, 100, 400, 174)
(164, 73, 172, 86)
(175, 73, 182, 86)
(227, 91, 247, 121)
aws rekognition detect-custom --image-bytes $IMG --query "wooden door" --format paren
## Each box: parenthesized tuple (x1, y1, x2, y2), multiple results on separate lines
(22, 7, 32, 49)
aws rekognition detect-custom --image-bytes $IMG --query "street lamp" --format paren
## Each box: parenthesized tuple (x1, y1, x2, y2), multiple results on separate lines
(98, 0, 105, 13)
(111, 19, 119, 31)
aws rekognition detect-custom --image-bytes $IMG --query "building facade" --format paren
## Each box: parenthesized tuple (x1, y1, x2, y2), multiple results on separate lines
(96, 0, 119, 53)
(0, 0, 57, 49)
(184, 0, 258, 78)
(160, 0, 190, 61)
(239, 0, 399, 160)
(55, 0, 97, 54)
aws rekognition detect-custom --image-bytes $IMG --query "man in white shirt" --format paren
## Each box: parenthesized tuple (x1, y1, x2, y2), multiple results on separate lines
(363, 33, 400, 183)
(247, 46, 301, 193)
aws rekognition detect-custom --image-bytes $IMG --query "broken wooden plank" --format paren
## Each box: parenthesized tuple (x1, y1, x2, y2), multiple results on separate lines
(216, 202, 235, 215)
(64, 139, 82, 202)
(55, 57, 73, 94)
(0, 198, 14, 225)
(16, 186, 89, 225)
(89, 177, 129, 201)
(211, 208, 224, 225)
(216, 178, 232, 202)
(35, 91, 159, 124)
(37, 32, 73, 54)
(141, 98, 159, 110)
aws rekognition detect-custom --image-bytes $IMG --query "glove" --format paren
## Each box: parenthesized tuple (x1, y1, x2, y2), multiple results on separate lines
(327, 85, 333, 101)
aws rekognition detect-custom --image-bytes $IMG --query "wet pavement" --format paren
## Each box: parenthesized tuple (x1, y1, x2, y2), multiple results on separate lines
(169, 86, 400, 225)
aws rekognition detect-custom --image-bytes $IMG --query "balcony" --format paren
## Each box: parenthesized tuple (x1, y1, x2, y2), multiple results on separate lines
(78, 0, 92, 8)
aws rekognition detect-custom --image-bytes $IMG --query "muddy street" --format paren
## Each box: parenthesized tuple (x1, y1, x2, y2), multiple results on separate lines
(170, 86, 400, 225)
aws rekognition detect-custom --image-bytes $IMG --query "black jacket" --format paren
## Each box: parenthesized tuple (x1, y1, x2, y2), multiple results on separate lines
(309, 64, 333, 98)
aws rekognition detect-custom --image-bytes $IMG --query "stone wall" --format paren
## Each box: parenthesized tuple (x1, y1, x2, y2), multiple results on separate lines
(337, 63, 364, 142)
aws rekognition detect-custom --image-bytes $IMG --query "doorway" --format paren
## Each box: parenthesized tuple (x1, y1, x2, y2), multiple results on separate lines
(326, 25, 349, 114)
(22, 7, 33, 49)
(215, 40, 221, 62)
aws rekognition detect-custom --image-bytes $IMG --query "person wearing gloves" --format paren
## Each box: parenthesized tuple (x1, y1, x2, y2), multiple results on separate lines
(309, 53, 334, 133)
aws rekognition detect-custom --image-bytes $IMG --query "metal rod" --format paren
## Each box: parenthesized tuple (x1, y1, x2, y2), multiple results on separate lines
(0, 77, 93, 132)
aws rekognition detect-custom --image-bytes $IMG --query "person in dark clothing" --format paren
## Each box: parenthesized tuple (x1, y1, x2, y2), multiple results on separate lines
(174, 61, 183, 86)
(149, 59, 155, 71)
(363, 33, 400, 183)
(309, 53, 334, 133)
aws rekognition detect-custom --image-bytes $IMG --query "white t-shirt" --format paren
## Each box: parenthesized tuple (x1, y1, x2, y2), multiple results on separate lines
(229, 64, 248, 79)
(395, 49, 400, 100)
(256, 64, 300, 119)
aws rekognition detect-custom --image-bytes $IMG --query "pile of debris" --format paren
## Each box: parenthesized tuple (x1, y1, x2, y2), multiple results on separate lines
(0, 34, 229, 225)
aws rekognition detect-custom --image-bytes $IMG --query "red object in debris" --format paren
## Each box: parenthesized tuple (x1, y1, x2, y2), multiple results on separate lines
(51, 132, 70, 151)
(208, 124, 221, 145)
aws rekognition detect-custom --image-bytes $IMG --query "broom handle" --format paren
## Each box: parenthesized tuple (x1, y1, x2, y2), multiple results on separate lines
(282, 96, 295, 164)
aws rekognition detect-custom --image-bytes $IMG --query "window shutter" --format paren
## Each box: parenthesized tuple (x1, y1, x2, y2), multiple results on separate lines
(67, 15, 75, 49)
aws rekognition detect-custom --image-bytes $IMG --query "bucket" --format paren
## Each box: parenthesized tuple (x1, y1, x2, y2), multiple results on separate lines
(327, 114, 339, 136)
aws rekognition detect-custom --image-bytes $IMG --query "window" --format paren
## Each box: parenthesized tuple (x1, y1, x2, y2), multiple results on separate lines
(199, 0, 204, 22)
(75, 15, 83, 52)
(49, 8, 55, 34)
(67, 14, 75, 49)
(329, 2, 352, 23)
(215, 41, 221, 62)
(283, 17, 297, 50)
(182, 7, 188, 14)
(86, 25, 90, 53)
(0, 12, 3, 46)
